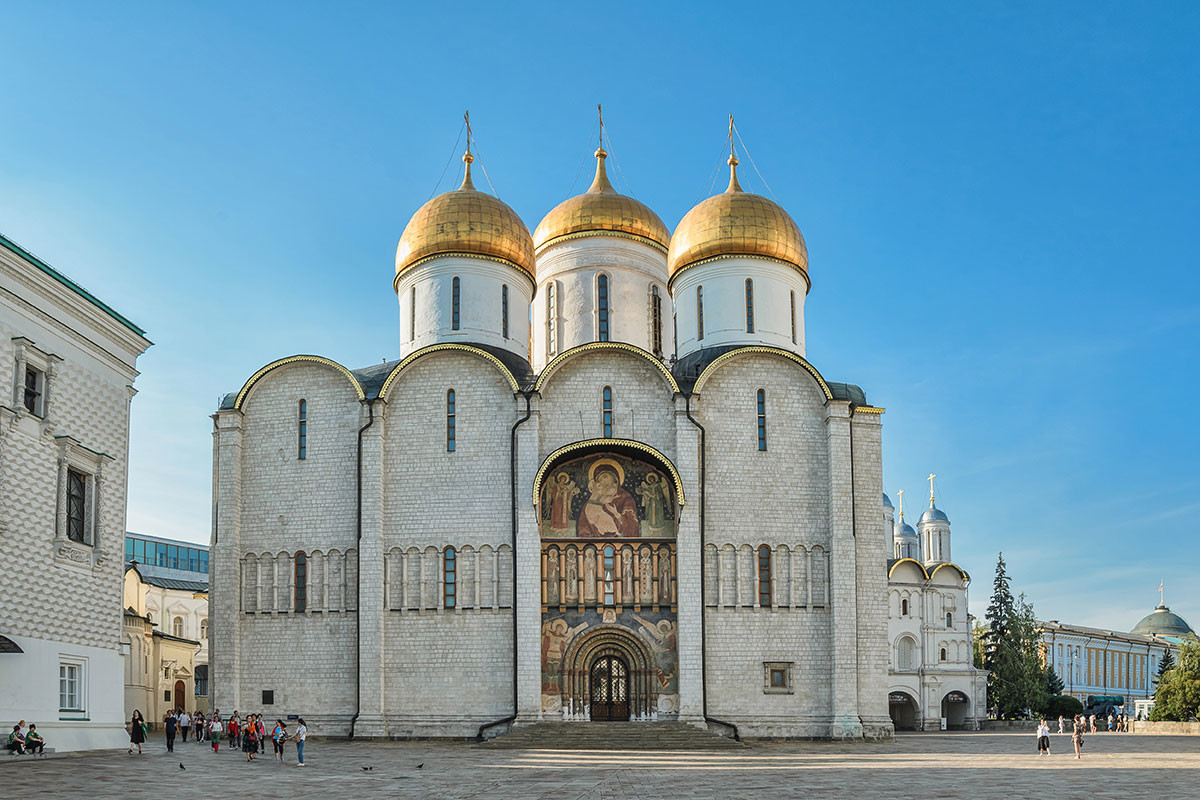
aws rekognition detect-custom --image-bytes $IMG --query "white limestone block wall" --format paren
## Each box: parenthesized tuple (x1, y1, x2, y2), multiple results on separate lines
(532, 238, 671, 370)
(672, 257, 808, 360)
(396, 256, 533, 361)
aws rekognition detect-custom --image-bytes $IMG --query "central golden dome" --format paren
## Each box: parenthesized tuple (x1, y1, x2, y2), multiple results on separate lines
(533, 149, 670, 254)
(395, 153, 536, 287)
(668, 156, 809, 288)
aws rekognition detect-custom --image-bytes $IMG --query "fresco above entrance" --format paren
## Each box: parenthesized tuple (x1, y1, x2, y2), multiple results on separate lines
(539, 452, 676, 539)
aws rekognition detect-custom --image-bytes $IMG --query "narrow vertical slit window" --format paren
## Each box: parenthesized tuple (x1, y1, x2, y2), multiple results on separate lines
(651, 285, 663, 356)
(451, 276, 461, 331)
(446, 389, 456, 452)
(697, 285, 704, 340)
(294, 551, 307, 613)
(602, 386, 613, 438)
(790, 290, 797, 344)
(597, 274, 610, 341)
(746, 278, 755, 333)
(410, 286, 417, 341)
(298, 399, 307, 460)
(603, 545, 615, 606)
(444, 547, 456, 609)
(756, 389, 767, 451)
(547, 283, 557, 356)
(501, 284, 509, 339)
(757, 545, 772, 606)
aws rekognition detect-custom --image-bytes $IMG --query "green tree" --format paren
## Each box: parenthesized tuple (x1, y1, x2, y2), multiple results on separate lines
(1149, 641, 1200, 721)
(1157, 648, 1176, 681)
(972, 622, 987, 670)
(1012, 594, 1048, 715)
(1045, 663, 1065, 696)
(984, 553, 1031, 717)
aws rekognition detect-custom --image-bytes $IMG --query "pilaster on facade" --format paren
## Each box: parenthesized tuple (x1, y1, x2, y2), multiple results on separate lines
(673, 395, 704, 725)
(824, 400, 862, 738)
(850, 409, 890, 735)
(210, 410, 244, 713)
(355, 399, 388, 738)
(514, 393, 542, 725)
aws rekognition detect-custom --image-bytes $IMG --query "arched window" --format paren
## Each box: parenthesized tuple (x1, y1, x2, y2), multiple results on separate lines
(696, 285, 704, 340)
(446, 389, 456, 452)
(451, 276, 461, 330)
(172, 616, 183, 638)
(790, 290, 797, 344)
(602, 545, 615, 606)
(651, 285, 663, 356)
(597, 274, 610, 341)
(297, 400, 307, 460)
(901, 598, 909, 616)
(410, 285, 417, 341)
(294, 551, 307, 612)
(200, 619, 208, 640)
(757, 545, 772, 606)
(946, 612, 953, 628)
(602, 386, 613, 438)
(898, 636, 915, 670)
(745, 278, 755, 333)
(756, 389, 767, 451)
(546, 283, 557, 357)
(940, 647, 948, 662)
(501, 284, 509, 339)
(444, 547, 456, 609)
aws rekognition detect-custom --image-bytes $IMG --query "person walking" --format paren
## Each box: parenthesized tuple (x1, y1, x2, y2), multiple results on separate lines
(272, 720, 288, 763)
(164, 709, 178, 753)
(227, 713, 240, 754)
(257, 715, 267, 755)
(209, 712, 222, 753)
(1057, 715, 1065, 734)
(1036, 719, 1051, 756)
(294, 718, 307, 767)
(1072, 714, 1085, 760)
(193, 711, 206, 745)
(243, 714, 258, 761)
(179, 709, 191, 743)
(128, 710, 146, 754)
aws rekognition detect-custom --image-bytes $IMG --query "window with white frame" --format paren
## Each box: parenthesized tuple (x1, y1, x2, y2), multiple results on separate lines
(23, 365, 45, 416)
(172, 616, 184, 637)
(59, 660, 84, 712)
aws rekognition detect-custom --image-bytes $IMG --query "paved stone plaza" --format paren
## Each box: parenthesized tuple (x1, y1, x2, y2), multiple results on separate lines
(4, 732, 1198, 798)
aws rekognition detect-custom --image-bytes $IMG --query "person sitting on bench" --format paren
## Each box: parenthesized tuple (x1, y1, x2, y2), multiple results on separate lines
(24, 725, 45, 755)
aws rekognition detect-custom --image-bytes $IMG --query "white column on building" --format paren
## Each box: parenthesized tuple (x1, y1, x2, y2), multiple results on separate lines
(355, 400, 388, 737)
(514, 395, 542, 725)
(825, 402, 864, 739)
(674, 395, 704, 725)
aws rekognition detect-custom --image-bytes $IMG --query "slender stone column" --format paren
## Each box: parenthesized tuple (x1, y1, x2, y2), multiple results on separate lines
(211, 411, 244, 713)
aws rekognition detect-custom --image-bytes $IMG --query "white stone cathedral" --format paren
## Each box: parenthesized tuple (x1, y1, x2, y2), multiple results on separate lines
(210, 136, 901, 740)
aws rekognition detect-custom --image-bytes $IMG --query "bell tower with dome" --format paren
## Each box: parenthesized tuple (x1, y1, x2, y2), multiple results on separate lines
(531, 119, 672, 370)
(394, 140, 536, 361)
(669, 135, 810, 362)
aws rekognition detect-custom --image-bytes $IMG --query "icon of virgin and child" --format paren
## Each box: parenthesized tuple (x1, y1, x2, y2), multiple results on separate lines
(541, 455, 672, 539)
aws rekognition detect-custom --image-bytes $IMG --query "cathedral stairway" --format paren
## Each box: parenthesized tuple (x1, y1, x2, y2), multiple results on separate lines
(480, 722, 744, 750)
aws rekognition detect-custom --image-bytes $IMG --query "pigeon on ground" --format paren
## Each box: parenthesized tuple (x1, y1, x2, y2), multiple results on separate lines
(179, 763, 186, 770)
(416, 763, 424, 769)
(361, 766, 373, 771)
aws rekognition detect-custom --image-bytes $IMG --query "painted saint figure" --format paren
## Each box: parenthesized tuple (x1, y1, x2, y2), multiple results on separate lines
(577, 463, 640, 538)
(541, 618, 588, 694)
(636, 472, 670, 533)
(543, 472, 579, 535)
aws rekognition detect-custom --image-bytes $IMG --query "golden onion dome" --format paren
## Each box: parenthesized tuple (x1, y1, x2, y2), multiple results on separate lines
(395, 152, 536, 287)
(667, 155, 809, 288)
(533, 148, 670, 254)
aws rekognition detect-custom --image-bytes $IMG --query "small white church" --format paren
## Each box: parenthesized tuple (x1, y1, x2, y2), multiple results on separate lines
(209, 122, 985, 740)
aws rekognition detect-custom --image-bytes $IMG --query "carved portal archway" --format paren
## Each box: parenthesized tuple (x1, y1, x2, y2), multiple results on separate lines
(560, 625, 658, 722)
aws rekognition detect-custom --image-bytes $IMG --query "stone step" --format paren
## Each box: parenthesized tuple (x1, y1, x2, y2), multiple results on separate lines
(480, 721, 744, 750)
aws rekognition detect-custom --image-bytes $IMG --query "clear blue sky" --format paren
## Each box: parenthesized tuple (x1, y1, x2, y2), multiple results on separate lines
(2, 2, 1196, 630)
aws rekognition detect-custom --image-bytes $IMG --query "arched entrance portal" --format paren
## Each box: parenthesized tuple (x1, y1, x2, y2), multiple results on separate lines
(942, 691, 969, 729)
(174, 680, 186, 712)
(888, 691, 919, 731)
(590, 654, 630, 721)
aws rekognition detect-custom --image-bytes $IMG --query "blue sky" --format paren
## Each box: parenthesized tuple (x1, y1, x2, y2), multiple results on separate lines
(2, 2, 1196, 629)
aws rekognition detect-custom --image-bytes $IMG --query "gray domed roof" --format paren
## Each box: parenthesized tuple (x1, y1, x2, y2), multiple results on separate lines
(920, 504, 949, 524)
(893, 520, 918, 540)
(883, 492, 893, 509)
(1131, 605, 1194, 637)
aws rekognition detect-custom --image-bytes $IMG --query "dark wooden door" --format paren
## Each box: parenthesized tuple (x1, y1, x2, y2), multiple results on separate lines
(590, 655, 629, 721)
(174, 680, 185, 712)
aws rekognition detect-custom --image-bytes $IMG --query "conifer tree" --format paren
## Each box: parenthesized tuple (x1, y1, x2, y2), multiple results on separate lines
(984, 553, 1019, 716)
(1157, 648, 1175, 681)
(1045, 663, 1065, 696)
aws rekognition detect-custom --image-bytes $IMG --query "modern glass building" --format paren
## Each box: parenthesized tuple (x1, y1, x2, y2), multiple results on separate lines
(125, 532, 209, 574)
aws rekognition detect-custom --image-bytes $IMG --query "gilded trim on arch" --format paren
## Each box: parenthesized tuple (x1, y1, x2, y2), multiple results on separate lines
(533, 438, 685, 508)
(691, 346, 833, 399)
(378, 343, 520, 398)
(887, 557, 930, 580)
(534, 341, 680, 394)
(234, 355, 365, 410)
(535, 229, 669, 256)
(928, 562, 970, 583)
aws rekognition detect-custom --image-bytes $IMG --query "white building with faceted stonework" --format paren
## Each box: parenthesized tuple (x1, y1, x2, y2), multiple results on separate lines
(210, 142, 895, 740)
(0, 233, 151, 751)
